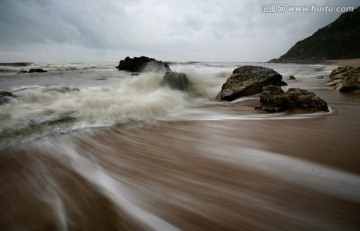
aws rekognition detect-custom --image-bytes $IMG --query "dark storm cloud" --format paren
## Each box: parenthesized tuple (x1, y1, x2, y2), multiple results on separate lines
(0, 0, 359, 62)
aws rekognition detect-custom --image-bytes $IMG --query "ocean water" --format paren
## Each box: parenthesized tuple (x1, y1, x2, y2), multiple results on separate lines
(0, 61, 334, 146)
(1, 61, 360, 231)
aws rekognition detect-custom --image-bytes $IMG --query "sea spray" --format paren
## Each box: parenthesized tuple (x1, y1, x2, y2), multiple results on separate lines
(0, 73, 192, 145)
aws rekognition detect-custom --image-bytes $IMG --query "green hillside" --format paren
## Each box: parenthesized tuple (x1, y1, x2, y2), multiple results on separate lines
(270, 7, 360, 63)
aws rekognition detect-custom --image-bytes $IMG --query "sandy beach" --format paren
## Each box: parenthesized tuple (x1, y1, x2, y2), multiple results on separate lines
(326, 58, 360, 67)
(1, 84, 360, 230)
(1, 61, 359, 230)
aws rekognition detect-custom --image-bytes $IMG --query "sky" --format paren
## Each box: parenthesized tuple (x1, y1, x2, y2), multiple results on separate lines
(0, 0, 359, 62)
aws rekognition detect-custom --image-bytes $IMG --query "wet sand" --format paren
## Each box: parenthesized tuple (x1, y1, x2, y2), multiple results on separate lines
(1, 86, 360, 230)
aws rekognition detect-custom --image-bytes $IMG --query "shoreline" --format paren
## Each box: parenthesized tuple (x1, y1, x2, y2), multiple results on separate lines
(325, 58, 360, 67)
(1, 63, 359, 230)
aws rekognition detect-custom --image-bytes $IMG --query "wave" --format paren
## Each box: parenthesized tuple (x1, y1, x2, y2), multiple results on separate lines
(0, 62, 33, 67)
(0, 73, 192, 146)
(0, 62, 118, 73)
(0, 62, 336, 146)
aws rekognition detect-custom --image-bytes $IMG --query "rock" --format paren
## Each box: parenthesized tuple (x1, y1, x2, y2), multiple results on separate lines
(289, 75, 296, 80)
(28, 68, 47, 73)
(116, 56, 171, 73)
(215, 65, 282, 101)
(286, 88, 328, 111)
(281, 81, 288, 86)
(256, 86, 328, 112)
(0, 91, 16, 105)
(162, 71, 189, 90)
(257, 85, 288, 113)
(327, 66, 360, 92)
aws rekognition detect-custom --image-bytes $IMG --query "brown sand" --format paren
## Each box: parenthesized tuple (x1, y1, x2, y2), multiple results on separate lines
(326, 58, 360, 67)
(0, 81, 359, 230)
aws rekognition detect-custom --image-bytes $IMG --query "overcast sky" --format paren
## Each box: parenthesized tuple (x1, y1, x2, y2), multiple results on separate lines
(0, 0, 358, 62)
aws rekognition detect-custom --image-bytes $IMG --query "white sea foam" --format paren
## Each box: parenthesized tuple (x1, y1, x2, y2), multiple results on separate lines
(44, 138, 180, 231)
(0, 62, 335, 146)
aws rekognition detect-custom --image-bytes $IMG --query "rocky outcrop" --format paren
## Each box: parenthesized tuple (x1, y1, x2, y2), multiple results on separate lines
(269, 7, 360, 63)
(256, 86, 328, 113)
(162, 71, 189, 90)
(326, 66, 360, 92)
(215, 66, 282, 101)
(28, 68, 47, 73)
(116, 56, 171, 73)
(0, 91, 16, 105)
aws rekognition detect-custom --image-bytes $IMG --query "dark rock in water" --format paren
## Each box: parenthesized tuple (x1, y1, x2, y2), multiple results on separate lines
(289, 76, 296, 80)
(286, 88, 328, 111)
(256, 86, 328, 112)
(257, 86, 288, 113)
(0, 91, 16, 105)
(116, 56, 171, 73)
(326, 66, 360, 92)
(162, 71, 189, 90)
(215, 65, 282, 101)
(28, 68, 47, 73)
(281, 81, 288, 86)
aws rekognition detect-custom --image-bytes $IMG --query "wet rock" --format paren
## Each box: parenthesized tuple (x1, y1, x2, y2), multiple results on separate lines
(215, 65, 282, 101)
(327, 66, 360, 92)
(162, 71, 189, 90)
(281, 81, 288, 86)
(116, 56, 171, 73)
(28, 68, 47, 73)
(289, 75, 296, 80)
(0, 91, 16, 105)
(257, 86, 288, 113)
(286, 88, 328, 111)
(256, 86, 328, 113)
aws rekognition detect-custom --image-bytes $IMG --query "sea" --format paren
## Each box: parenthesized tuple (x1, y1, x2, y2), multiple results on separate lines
(1, 61, 359, 230)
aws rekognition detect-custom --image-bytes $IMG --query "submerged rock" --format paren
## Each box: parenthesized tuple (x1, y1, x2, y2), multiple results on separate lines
(116, 56, 171, 73)
(215, 65, 282, 101)
(28, 68, 47, 73)
(256, 86, 328, 113)
(0, 91, 16, 105)
(162, 71, 189, 90)
(326, 66, 360, 92)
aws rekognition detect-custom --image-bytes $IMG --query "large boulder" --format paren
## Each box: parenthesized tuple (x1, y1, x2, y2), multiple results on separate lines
(326, 66, 360, 92)
(162, 71, 189, 90)
(256, 86, 328, 112)
(116, 56, 171, 73)
(215, 65, 282, 101)
(0, 91, 16, 105)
